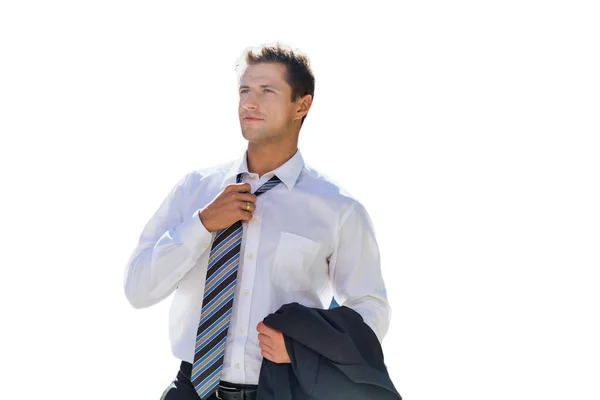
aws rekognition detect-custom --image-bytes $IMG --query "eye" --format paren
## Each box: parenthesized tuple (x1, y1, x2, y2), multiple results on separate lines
(239, 89, 249, 94)
(263, 88, 274, 93)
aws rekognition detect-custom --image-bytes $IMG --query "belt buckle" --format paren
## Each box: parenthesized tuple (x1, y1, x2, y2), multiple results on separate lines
(216, 387, 244, 400)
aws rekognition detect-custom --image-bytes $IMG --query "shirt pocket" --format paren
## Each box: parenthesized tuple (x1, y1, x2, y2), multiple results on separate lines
(271, 231, 322, 291)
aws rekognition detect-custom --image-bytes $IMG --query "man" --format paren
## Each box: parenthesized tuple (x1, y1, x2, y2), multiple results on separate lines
(124, 43, 391, 400)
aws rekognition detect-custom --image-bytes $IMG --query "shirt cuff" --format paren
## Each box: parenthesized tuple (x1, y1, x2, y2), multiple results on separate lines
(177, 209, 214, 252)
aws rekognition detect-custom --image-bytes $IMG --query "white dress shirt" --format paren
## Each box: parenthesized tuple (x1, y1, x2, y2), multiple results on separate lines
(123, 148, 391, 385)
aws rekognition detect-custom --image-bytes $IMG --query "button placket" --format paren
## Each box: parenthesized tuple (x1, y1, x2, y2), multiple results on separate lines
(236, 209, 261, 381)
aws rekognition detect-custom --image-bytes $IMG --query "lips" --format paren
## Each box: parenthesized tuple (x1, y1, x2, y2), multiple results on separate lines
(243, 116, 264, 124)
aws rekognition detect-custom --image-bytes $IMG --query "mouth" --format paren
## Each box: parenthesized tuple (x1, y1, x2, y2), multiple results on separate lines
(243, 117, 264, 123)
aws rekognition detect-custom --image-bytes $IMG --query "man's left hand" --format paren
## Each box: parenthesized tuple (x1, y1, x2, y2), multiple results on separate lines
(257, 321, 291, 364)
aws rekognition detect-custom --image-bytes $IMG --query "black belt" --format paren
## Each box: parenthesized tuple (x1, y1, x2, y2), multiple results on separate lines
(215, 384, 257, 400)
(179, 361, 258, 400)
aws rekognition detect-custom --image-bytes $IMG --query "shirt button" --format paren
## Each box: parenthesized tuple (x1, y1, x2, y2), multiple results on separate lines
(239, 327, 245, 333)
(235, 362, 240, 369)
(243, 290, 249, 296)
(251, 217, 258, 223)
(247, 253, 254, 260)
(177, 272, 182, 278)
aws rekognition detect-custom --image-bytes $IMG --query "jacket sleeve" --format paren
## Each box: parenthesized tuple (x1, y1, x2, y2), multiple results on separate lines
(123, 173, 214, 309)
(329, 201, 392, 342)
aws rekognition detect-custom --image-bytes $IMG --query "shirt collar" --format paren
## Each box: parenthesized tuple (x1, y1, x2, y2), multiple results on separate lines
(221, 149, 304, 191)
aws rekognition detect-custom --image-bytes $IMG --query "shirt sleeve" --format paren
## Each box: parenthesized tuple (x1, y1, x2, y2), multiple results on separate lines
(329, 201, 392, 342)
(123, 173, 214, 309)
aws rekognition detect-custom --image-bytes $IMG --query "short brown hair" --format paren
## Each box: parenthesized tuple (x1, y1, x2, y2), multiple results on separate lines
(236, 43, 315, 126)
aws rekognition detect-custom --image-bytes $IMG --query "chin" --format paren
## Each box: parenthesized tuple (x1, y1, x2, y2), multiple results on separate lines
(241, 128, 265, 142)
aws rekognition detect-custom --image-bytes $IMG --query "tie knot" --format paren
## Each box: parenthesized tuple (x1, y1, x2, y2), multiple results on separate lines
(236, 173, 282, 196)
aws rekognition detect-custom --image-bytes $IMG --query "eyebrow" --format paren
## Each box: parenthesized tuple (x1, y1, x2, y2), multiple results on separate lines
(239, 84, 280, 90)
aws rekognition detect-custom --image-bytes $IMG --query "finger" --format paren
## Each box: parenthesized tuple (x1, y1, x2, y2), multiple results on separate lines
(237, 210, 252, 223)
(235, 192, 258, 203)
(238, 200, 256, 213)
(258, 333, 274, 346)
(259, 340, 275, 353)
(257, 321, 278, 337)
(261, 350, 275, 362)
(256, 321, 268, 334)
(225, 183, 252, 193)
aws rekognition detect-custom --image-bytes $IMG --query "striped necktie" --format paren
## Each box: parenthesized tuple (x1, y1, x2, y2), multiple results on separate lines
(192, 173, 282, 399)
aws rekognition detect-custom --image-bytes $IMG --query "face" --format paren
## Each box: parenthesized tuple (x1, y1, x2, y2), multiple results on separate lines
(238, 63, 301, 145)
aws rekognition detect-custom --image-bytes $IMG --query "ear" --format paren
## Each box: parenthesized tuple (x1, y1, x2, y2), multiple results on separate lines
(293, 94, 312, 122)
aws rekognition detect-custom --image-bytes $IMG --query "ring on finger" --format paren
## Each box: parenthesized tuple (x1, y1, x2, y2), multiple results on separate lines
(245, 202, 250, 211)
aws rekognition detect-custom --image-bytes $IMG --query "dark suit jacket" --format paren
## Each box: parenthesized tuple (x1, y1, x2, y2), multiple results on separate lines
(257, 302, 402, 400)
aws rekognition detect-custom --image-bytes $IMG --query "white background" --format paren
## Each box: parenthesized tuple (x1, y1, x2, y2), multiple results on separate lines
(1, 1, 599, 399)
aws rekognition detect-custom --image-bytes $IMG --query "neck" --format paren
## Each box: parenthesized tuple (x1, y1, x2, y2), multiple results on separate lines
(246, 140, 298, 177)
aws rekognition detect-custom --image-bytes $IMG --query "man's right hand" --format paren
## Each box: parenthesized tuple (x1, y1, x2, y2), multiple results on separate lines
(198, 183, 256, 232)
